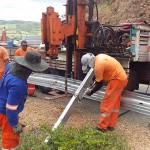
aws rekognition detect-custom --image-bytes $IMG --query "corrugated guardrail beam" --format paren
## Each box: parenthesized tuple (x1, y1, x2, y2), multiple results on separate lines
(28, 73, 150, 116)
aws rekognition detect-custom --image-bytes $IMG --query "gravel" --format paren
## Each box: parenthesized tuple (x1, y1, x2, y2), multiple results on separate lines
(20, 89, 150, 150)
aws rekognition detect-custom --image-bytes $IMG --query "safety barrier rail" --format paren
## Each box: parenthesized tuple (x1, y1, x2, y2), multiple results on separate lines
(28, 73, 150, 116)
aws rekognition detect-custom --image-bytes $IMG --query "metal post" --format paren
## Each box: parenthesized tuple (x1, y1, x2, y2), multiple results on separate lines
(44, 68, 94, 143)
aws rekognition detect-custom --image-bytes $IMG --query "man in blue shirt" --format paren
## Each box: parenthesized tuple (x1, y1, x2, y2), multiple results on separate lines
(0, 50, 48, 150)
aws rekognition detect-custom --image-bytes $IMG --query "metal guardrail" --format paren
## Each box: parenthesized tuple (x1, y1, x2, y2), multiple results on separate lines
(28, 73, 150, 116)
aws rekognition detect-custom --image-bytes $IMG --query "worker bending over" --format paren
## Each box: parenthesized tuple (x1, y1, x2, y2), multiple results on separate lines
(15, 40, 44, 97)
(81, 53, 128, 132)
(0, 46, 9, 79)
(0, 50, 48, 150)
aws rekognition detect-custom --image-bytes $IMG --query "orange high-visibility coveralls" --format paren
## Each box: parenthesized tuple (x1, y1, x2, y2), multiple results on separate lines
(94, 54, 128, 129)
(15, 47, 37, 95)
(0, 114, 19, 149)
(0, 46, 9, 79)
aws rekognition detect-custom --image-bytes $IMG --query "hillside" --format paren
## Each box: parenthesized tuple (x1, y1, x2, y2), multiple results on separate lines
(0, 20, 40, 40)
(97, 0, 150, 25)
(0, 0, 149, 41)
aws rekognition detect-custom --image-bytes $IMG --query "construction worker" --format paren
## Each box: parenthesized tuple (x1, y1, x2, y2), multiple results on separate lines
(0, 46, 9, 79)
(81, 53, 128, 132)
(0, 50, 48, 150)
(14, 40, 43, 97)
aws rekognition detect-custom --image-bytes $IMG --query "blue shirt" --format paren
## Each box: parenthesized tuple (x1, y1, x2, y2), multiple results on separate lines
(0, 63, 28, 127)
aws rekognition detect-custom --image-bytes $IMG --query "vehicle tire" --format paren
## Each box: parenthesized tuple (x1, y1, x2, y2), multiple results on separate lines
(37, 68, 55, 94)
(37, 68, 61, 94)
(38, 86, 52, 94)
(125, 70, 139, 91)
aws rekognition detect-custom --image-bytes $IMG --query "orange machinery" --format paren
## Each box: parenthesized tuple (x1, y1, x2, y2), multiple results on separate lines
(41, 0, 100, 80)
(41, 0, 130, 80)
(41, 0, 150, 93)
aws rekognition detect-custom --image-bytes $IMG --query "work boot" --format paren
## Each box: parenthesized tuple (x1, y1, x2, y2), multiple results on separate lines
(28, 94, 37, 97)
(95, 126, 107, 132)
(107, 126, 115, 131)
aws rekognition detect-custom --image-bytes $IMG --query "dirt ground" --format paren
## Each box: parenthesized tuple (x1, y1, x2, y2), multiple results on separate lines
(97, 0, 150, 25)
(19, 89, 150, 150)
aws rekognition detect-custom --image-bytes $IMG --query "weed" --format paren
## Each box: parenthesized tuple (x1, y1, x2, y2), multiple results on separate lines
(16, 125, 131, 150)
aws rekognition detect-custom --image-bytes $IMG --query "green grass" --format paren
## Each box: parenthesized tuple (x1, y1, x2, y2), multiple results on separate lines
(0, 20, 40, 40)
(16, 125, 131, 150)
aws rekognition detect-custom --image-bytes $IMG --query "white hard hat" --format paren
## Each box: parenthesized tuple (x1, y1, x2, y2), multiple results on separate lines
(81, 53, 95, 72)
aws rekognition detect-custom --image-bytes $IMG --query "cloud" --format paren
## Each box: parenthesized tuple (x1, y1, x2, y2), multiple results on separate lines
(0, 0, 66, 22)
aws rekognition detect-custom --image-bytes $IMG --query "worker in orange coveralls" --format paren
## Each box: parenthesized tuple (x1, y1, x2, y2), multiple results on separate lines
(0, 50, 48, 150)
(0, 46, 9, 79)
(81, 53, 128, 132)
(15, 40, 43, 97)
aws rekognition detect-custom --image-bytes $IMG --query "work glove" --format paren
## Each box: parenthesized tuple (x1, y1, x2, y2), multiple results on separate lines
(13, 123, 25, 134)
(85, 88, 92, 96)
(86, 81, 103, 96)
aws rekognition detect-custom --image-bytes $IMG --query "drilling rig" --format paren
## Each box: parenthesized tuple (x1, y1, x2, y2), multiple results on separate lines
(41, 0, 150, 92)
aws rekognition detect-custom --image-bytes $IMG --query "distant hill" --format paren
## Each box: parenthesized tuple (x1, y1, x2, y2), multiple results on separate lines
(0, 20, 41, 40)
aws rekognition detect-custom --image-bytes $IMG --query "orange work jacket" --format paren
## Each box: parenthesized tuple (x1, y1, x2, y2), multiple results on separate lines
(94, 54, 127, 82)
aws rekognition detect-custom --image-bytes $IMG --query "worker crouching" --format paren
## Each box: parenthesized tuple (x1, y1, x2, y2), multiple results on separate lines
(81, 53, 128, 132)
(0, 50, 48, 150)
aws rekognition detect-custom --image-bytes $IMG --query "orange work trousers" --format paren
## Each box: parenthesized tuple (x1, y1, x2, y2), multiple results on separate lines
(98, 79, 128, 129)
(0, 71, 4, 80)
(0, 114, 20, 149)
(28, 83, 35, 95)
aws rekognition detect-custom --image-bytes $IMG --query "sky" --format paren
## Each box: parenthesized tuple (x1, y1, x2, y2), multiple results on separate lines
(0, 0, 66, 22)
